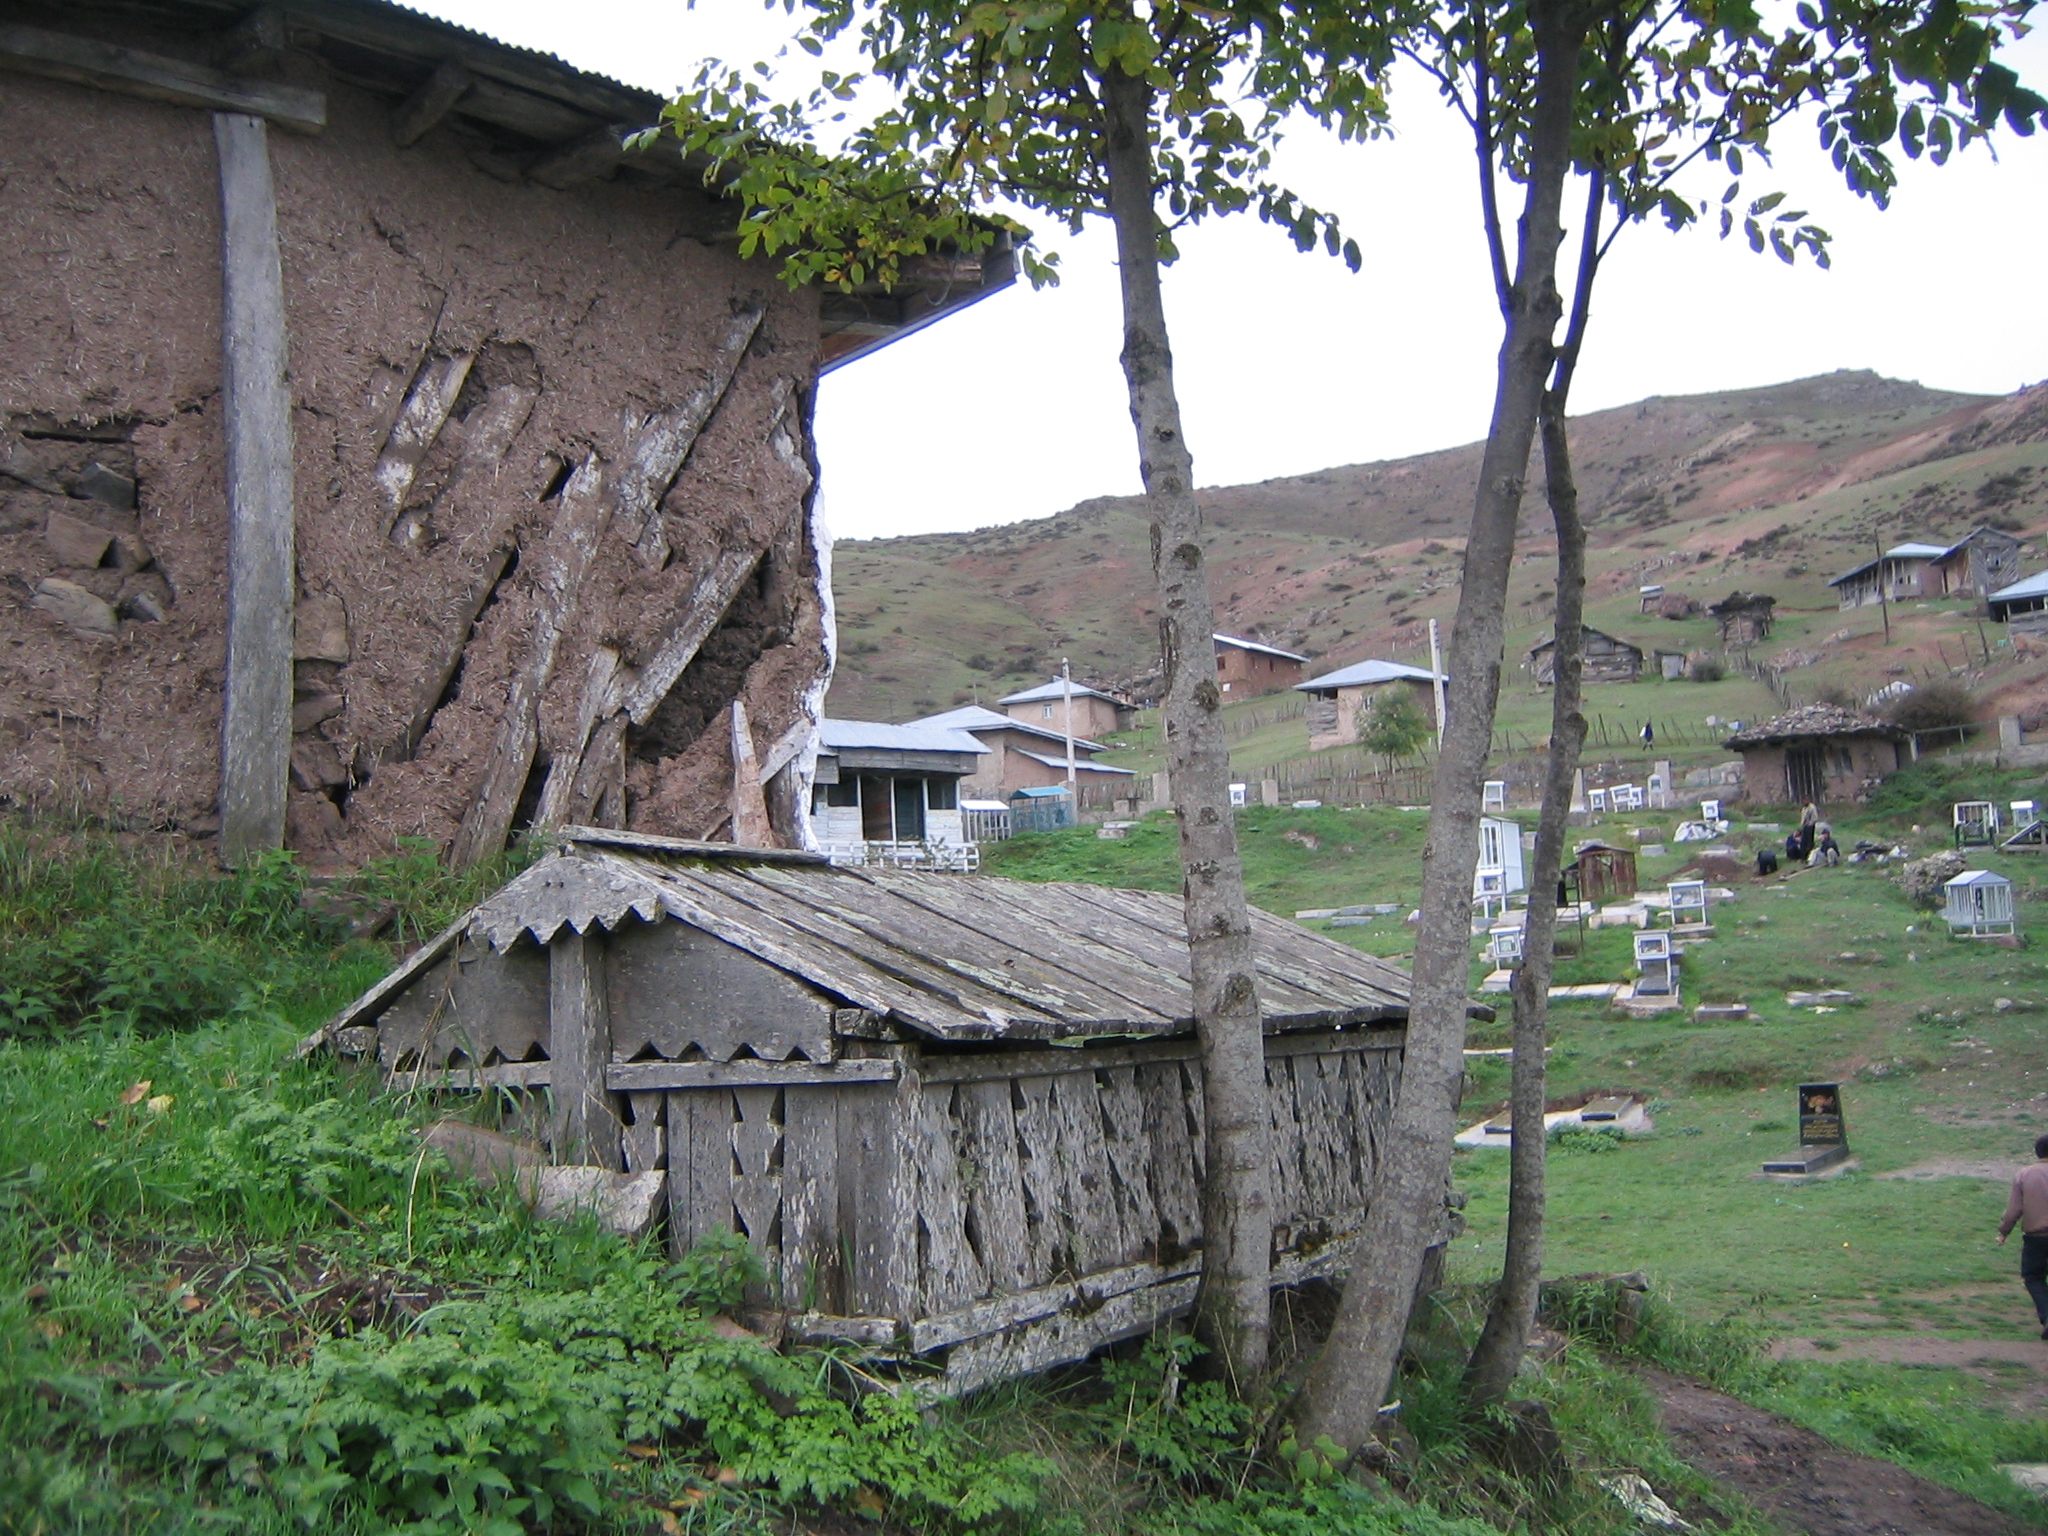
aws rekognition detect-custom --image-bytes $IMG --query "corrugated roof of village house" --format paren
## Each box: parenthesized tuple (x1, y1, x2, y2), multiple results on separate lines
(316, 829, 1410, 1045)
(1723, 704, 1906, 748)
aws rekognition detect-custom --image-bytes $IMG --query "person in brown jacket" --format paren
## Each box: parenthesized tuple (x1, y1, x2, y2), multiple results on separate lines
(1997, 1133, 2048, 1338)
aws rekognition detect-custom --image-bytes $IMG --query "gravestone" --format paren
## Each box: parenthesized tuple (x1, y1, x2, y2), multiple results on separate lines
(1762, 1081, 1849, 1174)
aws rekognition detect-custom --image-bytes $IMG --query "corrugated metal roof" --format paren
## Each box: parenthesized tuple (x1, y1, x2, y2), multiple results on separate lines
(1214, 632, 1308, 662)
(1296, 658, 1444, 691)
(324, 833, 1410, 1042)
(1828, 541, 1949, 586)
(1013, 749, 1136, 776)
(999, 679, 1130, 706)
(1991, 569, 2048, 603)
(905, 705, 1106, 751)
(818, 718, 987, 754)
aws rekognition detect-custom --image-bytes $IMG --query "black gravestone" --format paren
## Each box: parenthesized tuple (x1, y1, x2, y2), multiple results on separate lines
(1762, 1081, 1849, 1175)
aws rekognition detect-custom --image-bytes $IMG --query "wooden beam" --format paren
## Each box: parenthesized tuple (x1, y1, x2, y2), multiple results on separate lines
(213, 112, 297, 865)
(0, 23, 325, 133)
(605, 1058, 899, 1091)
(528, 123, 626, 189)
(391, 59, 472, 147)
(215, 6, 288, 75)
(549, 929, 624, 1169)
(729, 700, 775, 848)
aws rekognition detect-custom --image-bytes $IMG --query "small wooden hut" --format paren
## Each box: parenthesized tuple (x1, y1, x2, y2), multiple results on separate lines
(1569, 842, 1638, 906)
(1528, 628, 1643, 685)
(316, 828, 1417, 1393)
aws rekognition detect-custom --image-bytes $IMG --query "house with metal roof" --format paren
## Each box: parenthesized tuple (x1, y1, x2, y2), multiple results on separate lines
(1213, 633, 1308, 696)
(1929, 527, 2024, 600)
(998, 679, 1139, 739)
(1827, 542, 1950, 610)
(1988, 569, 2048, 634)
(905, 705, 1136, 795)
(809, 720, 986, 866)
(1294, 659, 1445, 751)
(313, 827, 1418, 1394)
(1528, 628, 1644, 685)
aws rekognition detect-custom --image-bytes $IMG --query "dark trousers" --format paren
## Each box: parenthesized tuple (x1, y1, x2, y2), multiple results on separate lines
(2023, 1232, 2048, 1325)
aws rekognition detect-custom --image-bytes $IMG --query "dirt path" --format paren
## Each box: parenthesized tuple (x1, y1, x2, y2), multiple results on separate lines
(1640, 1366, 2032, 1536)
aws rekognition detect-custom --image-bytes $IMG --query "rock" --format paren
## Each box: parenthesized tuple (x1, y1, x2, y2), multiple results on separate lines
(1898, 849, 1966, 907)
(107, 533, 152, 573)
(293, 694, 345, 733)
(43, 509, 112, 568)
(294, 592, 351, 663)
(0, 436, 66, 495)
(1997, 997, 2016, 1012)
(32, 577, 117, 637)
(421, 1119, 544, 1183)
(2002, 1464, 2048, 1499)
(117, 571, 171, 622)
(525, 1166, 667, 1240)
(284, 791, 344, 851)
(331, 1024, 378, 1057)
(73, 461, 136, 512)
(290, 738, 349, 790)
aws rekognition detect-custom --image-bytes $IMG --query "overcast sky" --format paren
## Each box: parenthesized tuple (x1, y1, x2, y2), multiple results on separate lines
(418, 1, 2048, 541)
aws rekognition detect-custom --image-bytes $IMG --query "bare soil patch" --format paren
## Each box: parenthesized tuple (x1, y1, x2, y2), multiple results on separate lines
(1874, 1158, 2017, 1181)
(1641, 1365, 2032, 1536)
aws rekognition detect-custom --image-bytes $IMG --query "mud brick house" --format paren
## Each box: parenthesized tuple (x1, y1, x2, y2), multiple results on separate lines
(317, 827, 1420, 1394)
(1212, 633, 1307, 697)
(1294, 658, 1444, 752)
(1528, 627, 1643, 685)
(0, 0, 1010, 867)
(904, 703, 1136, 795)
(998, 678, 1138, 741)
(1723, 705, 1906, 805)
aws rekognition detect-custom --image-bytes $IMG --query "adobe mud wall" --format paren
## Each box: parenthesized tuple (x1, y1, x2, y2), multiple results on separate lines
(0, 50, 828, 867)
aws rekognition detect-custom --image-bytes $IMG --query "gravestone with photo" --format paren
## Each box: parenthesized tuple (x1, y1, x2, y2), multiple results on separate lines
(1762, 1081, 1849, 1174)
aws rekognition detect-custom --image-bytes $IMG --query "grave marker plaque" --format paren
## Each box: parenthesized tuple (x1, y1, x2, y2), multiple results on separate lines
(1762, 1081, 1848, 1175)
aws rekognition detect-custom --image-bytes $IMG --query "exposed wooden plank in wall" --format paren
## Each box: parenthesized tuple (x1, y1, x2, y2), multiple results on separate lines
(548, 930, 623, 1168)
(620, 306, 764, 567)
(0, 23, 327, 132)
(213, 112, 297, 864)
(781, 1085, 841, 1314)
(391, 58, 472, 146)
(605, 1059, 897, 1091)
(729, 700, 776, 848)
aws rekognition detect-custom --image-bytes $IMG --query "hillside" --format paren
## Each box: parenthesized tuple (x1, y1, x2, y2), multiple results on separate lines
(826, 370, 2048, 725)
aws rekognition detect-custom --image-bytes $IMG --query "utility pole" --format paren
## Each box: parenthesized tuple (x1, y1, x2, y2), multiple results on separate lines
(1427, 618, 1448, 751)
(1876, 534, 1891, 645)
(1061, 656, 1077, 790)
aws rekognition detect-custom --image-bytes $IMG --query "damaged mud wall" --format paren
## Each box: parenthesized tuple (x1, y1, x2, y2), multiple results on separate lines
(0, 57, 830, 867)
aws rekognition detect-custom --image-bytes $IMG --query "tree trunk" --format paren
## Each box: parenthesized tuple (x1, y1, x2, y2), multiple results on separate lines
(1101, 61, 1272, 1390)
(1291, 0, 1590, 1452)
(1462, 387, 1588, 1405)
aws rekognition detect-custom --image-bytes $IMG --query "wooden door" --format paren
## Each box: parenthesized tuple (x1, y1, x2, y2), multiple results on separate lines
(1786, 748, 1824, 805)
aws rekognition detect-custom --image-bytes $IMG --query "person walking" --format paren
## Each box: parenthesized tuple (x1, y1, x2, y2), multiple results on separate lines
(1640, 721, 1654, 748)
(1997, 1134, 2048, 1339)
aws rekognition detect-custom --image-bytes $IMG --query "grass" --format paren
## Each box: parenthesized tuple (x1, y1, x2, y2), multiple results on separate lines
(988, 763, 2048, 1526)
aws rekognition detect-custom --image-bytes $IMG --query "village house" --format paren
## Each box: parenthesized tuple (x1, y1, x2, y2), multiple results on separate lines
(1707, 591, 1777, 646)
(317, 827, 1422, 1394)
(1826, 542, 1948, 609)
(0, 0, 1010, 870)
(1989, 569, 2048, 634)
(905, 705, 1136, 795)
(1529, 628, 1644, 685)
(1723, 704, 1906, 805)
(1929, 526, 2024, 599)
(1294, 659, 1444, 752)
(999, 679, 1139, 740)
(807, 720, 985, 864)
(1213, 633, 1308, 696)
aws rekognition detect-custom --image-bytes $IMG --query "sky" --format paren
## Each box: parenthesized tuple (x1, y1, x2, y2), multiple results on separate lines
(415, 1, 2048, 541)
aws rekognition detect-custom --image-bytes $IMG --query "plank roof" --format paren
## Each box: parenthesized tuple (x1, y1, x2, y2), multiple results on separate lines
(323, 827, 1409, 1044)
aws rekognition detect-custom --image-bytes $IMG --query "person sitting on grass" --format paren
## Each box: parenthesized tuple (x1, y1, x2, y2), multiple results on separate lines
(1810, 824, 1840, 867)
(1997, 1133, 2048, 1340)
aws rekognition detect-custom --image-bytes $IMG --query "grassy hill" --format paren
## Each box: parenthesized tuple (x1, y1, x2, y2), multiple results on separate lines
(827, 371, 2048, 743)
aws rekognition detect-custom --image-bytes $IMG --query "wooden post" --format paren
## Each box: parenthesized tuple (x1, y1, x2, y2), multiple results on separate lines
(213, 113, 296, 865)
(549, 930, 623, 1169)
(729, 700, 775, 847)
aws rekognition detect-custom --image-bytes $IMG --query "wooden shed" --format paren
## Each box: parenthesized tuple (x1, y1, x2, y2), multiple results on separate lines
(1528, 628, 1643, 685)
(317, 828, 1415, 1393)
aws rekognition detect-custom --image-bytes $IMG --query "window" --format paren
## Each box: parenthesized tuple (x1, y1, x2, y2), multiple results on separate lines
(1042, 703, 1054, 720)
(927, 777, 958, 811)
(815, 780, 858, 809)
